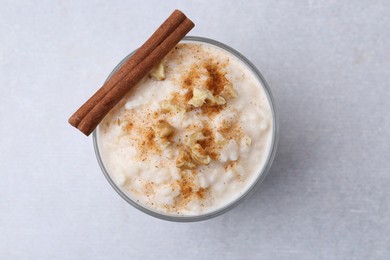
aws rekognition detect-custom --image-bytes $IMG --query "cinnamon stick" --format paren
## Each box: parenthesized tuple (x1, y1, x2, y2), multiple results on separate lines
(76, 18, 194, 136)
(69, 10, 193, 134)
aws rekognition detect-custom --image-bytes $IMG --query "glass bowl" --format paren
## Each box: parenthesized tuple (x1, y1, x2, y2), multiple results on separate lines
(93, 36, 279, 222)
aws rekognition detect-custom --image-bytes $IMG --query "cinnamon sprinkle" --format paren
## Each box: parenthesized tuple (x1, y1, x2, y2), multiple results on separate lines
(204, 60, 229, 96)
(121, 112, 162, 160)
(196, 187, 206, 199)
(178, 176, 193, 199)
(218, 123, 243, 140)
(138, 127, 160, 160)
(169, 172, 208, 211)
(201, 103, 226, 117)
(123, 122, 133, 132)
(198, 123, 220, 160)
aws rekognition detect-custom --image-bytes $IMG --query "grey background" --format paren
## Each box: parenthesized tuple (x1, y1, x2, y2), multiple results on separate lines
(1, 0, 389, 259)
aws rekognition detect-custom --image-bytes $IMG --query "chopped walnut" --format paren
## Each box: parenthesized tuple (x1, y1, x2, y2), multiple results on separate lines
(221, 83, 238, 99)
(155, 120, 174, 138)
(191, 143, 211, 165)
(176, 131, 212, 169)
(188, 131, 211, 165)
(150, 61, 165, 80)
(188, 87, 226, 107)
(189, 131, 207, 146)
(176, 147, 196, 169)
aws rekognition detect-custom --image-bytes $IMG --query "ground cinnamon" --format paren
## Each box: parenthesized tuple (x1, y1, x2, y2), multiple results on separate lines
(69, 10, 194, 136)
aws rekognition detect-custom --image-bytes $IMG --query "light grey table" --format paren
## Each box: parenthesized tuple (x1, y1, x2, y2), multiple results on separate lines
(1, 1, 389, 259)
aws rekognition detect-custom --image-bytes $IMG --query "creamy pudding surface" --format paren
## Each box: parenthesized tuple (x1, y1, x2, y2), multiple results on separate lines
(97, 42, 273, 216)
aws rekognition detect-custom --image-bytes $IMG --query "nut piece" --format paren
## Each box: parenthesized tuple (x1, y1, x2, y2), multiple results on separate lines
(150, 61, 165, 80)
(176, 147, 196, 169)
(221, 83, 238, 99)
(188, 87, 226, 107)
(191, 143, 211, 165)
(176, 131, 213, 169)
(188, 131, 211, 165)
(189, 131, 207, 146)
(155, 120, 174, 138)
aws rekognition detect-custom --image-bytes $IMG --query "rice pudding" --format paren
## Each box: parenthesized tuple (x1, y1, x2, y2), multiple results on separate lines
(96, 40, 274, 216)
